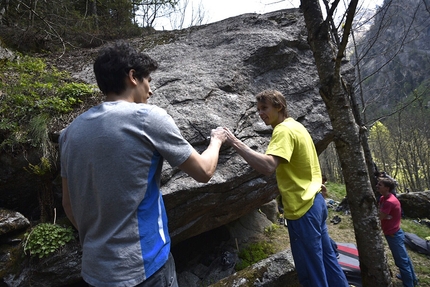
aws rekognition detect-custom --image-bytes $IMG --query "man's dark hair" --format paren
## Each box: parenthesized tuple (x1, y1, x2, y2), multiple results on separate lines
(94, 40, 158, 95)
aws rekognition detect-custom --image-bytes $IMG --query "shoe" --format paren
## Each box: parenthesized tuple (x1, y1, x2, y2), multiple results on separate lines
(331, 215, 341, 225)
(396, 274, 419, 286)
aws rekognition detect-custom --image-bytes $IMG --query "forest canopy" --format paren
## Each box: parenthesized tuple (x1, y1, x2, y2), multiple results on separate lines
(0, 0, 178, 52)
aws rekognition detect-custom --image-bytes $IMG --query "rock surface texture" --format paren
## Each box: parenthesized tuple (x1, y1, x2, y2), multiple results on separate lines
(209, 249, 300, 287)
(397, 191, 430, 219)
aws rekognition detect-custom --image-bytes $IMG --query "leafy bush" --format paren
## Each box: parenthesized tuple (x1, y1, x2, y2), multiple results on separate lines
(23, 223, 74, 259)
(0, 54, 98, 150)
(264, 223, 280, 237)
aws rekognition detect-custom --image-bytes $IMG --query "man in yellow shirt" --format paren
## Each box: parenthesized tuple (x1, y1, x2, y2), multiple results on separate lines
(224, 90, 348, 287)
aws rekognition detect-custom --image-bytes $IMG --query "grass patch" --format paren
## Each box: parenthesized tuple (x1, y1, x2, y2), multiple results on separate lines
(325, 181, 347, 200)
(235, 241, 275, 271)
(401, 219, 430, 239)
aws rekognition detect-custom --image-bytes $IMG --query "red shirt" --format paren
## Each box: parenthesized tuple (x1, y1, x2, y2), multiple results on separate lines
(379, 193, 401, 235)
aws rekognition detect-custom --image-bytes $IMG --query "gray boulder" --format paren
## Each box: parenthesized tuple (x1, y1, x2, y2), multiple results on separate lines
(0, 9, 331, 243)
(0, 209, 29, 236)
(0, 8, 333, 286)
(0, 41, 14, 61)
(209, 249, 300, 287)
(121, 8, 330, 244)
(0, 209, 30, 280)
(397, 191, 430, 219)
(145, 9, 331, 244)
(0, 8, 333, 245)
(2, 239, 83, 287)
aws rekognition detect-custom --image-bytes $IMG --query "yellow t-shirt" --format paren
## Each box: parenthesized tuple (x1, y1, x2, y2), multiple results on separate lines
(266, 118, 322, 220)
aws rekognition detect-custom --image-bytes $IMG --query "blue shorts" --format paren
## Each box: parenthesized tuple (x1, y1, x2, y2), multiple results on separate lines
(136, 253, 178, 287)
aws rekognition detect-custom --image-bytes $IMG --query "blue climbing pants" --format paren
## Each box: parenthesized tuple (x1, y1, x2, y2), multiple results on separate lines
(385, 229, 417, 287)
(287, 193, 349, 287)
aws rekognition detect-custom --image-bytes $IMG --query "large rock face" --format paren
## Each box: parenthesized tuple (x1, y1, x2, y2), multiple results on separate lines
(0, 9, 332, 245)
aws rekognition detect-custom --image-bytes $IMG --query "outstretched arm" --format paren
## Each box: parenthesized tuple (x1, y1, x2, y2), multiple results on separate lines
(224, 128, 279, 176)
(178, 127, 226, 183)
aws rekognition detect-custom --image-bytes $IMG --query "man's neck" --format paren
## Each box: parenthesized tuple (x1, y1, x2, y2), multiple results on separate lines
(105, 93, 134, 103)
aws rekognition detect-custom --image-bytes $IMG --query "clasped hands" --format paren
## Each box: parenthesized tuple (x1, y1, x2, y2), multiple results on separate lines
(210, 127, 237, 146)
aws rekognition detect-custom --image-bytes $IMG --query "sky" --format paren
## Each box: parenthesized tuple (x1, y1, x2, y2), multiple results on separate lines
(195, 0, 298, 23)
(154, 0, 384, 30)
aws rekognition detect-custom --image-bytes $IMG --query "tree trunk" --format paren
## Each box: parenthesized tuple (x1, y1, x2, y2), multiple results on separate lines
(299, 0, 393, 286)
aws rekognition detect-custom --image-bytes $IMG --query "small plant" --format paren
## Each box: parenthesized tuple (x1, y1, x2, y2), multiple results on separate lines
(23, 223, 74, 258)
(24, 157, 51, 176)
(235, 242, 274, 271)
(264, 223, 280, 236)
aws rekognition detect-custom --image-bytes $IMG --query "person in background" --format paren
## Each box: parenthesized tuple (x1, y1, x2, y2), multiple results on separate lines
(375, 171, 403, 217)
(377, 177, 418, 287)
(223, 89, 348, 287)
(60, 41, 226, 287)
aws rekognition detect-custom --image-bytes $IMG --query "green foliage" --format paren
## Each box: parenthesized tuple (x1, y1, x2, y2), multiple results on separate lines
(235, 242, 274, 271)
(0, 54, 97, 151)
(369, 121, 391, 140)
(369, 121, 394, 173)
(0, 0, 174, 51)
(23, 223, 74, 259)
(371, 80, 430, 191)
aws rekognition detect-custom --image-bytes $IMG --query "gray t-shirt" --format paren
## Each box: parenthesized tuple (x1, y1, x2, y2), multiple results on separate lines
(60, 101, 193, 287)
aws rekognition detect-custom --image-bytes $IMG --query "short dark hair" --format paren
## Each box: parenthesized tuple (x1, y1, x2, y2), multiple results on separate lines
(93, 40, 158, 95)
(378, 177, 395, 192)
(255, 90, 288, 117)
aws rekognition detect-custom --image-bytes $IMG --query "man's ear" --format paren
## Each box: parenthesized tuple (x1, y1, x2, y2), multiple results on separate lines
(128, 69, 138, 86)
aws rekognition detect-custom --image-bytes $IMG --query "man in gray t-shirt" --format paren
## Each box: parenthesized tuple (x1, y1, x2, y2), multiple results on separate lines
(60, 41, 226, 287)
